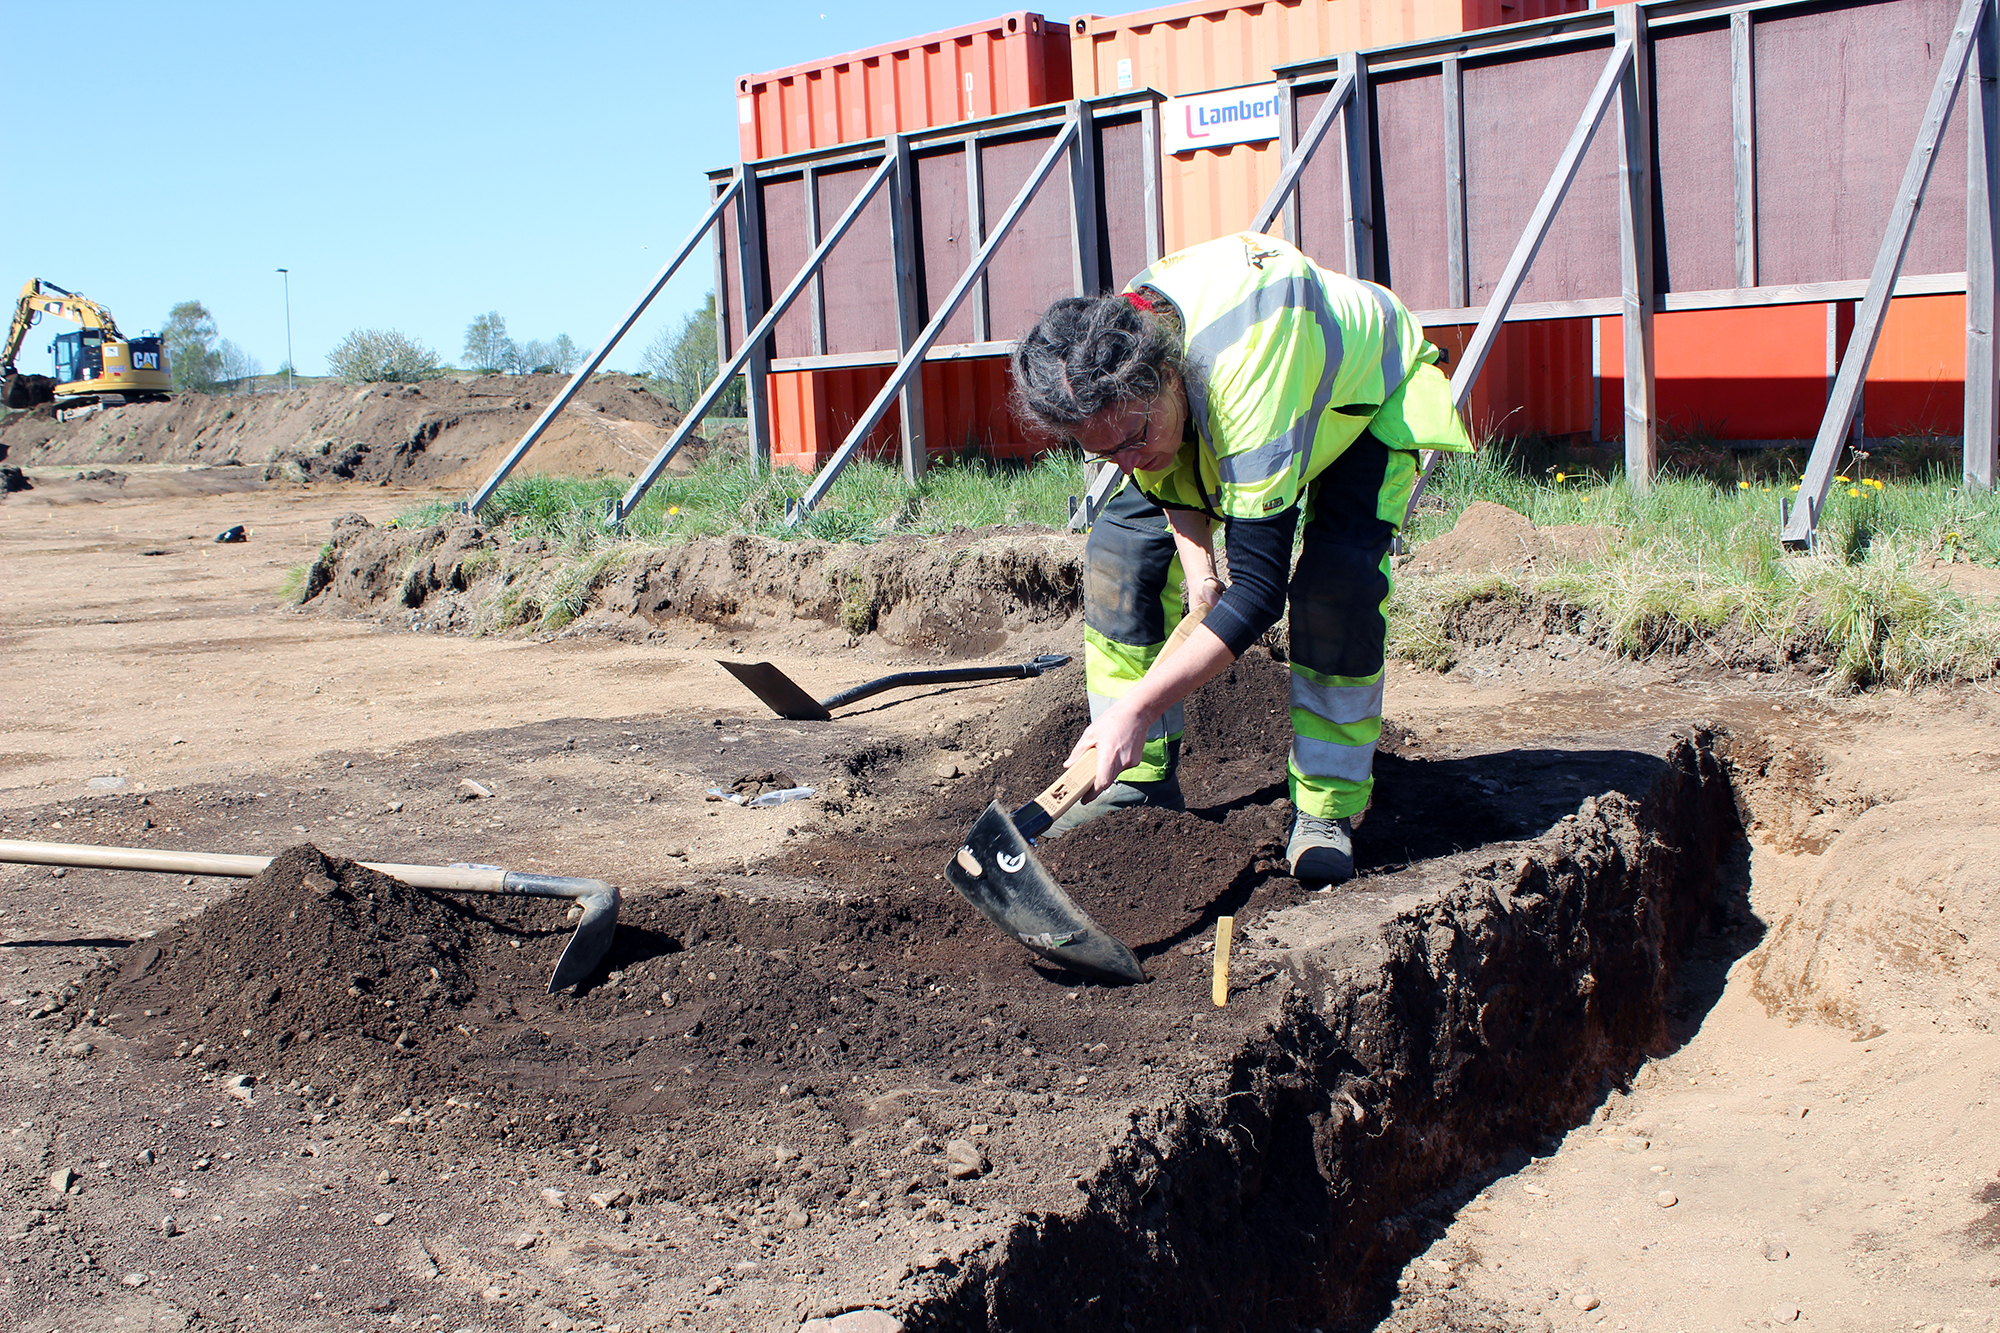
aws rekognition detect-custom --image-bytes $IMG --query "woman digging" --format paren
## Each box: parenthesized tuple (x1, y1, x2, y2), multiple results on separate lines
(1009, 232, 1472, 884)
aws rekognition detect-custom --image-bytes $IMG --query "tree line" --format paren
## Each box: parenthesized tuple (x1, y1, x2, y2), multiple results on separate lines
(153, 295, 739, 412)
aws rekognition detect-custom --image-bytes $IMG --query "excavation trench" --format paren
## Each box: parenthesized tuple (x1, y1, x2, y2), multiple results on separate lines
(72, 648, 1752, 1330)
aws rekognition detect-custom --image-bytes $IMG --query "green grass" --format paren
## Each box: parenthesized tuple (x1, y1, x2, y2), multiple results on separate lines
(398, 446, 1086, 555)
(1396, 434, 2000, 689)
(387, 445, 1084, 634)
(381, 432, 2000, 689)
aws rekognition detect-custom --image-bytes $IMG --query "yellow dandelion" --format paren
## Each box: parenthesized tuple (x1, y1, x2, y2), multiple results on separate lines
(1847, 487, 1861, 497)
(669, 506, 681, 515)
(1736, 481, 1750, 490)
(1554, 471, 1567, 483)
(1790, 483, 1801, 492)
(1834, 475, 1850, 483)
(1867, 478, 1884, 490)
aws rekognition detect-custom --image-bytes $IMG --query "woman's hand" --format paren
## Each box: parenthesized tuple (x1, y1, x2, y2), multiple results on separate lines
(1064, 698, 1152, 797)
(1188, 573, 1225, 615)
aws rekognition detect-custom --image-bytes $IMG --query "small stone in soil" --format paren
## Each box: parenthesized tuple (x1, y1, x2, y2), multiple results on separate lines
(1770, 1304, 1800, 1323)
(48, 1168, 75, 1194)
(373, 1212, 394, 1225)
(1573, 1294, 1601, 1311)
(122, 1273, 147, 1287)
(1657, 1190, 1678, 1207)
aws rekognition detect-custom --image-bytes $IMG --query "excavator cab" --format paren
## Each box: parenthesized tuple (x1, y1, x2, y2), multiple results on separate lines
(47, 329, 167, 403)
(51, 331, 100, 385)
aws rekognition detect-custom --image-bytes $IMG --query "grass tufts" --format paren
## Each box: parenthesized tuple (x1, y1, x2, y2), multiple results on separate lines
(1401, 432, 2000, 690)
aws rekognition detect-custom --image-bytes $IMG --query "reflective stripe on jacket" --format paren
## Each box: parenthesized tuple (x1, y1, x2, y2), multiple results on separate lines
(1128, 233, 1471, 522)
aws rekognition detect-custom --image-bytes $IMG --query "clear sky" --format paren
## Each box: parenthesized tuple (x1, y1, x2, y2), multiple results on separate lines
(2, 1, 1019, 378)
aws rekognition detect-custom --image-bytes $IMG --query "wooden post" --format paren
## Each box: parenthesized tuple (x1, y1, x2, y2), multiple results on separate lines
(804, 165, 826, 357)
(1276, 80, 1301, 245)
(965, 137, 991, 344)
(1341, 52, 1376, 281)
(889, 133, 928, 482)
(1730, 11, 1759, 289)
(1970, 0, 1999, 491)
(1138, 94, 1166, 264)
(735, 167, 772, 466)
(1443, 56, 1470, 310)
(1069, 99, 1104, 296)
(1617, 5, 1658, 493)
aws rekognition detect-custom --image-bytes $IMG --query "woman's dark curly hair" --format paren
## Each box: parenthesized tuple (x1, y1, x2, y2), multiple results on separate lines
(1008, 294, 1185, 440)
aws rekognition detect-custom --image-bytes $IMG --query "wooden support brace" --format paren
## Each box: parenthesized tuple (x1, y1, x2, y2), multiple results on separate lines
(1969, 0, 1999, 491)
(1782, 0, 1989, 547)
(1617, 4, 1659, 494)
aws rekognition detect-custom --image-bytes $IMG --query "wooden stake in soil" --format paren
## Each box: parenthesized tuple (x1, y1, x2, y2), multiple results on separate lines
(1212, 915, 1234, 1007)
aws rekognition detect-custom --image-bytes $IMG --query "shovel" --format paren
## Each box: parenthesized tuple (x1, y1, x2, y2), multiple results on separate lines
(719, 654, 1071, 722)
(0, 839, 619, 993)
(943, 604, 1213, 985)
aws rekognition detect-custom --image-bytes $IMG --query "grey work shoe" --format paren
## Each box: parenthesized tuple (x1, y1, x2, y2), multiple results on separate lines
(1041, 769, 1184, 841)
(1287, 812, 1355, 885)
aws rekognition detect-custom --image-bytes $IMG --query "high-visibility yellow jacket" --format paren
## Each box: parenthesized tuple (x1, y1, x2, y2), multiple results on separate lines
(1127, 233, 1472, 522)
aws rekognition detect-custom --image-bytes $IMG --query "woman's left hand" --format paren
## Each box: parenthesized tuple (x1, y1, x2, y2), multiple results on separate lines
(1064, 699, 1152, 797)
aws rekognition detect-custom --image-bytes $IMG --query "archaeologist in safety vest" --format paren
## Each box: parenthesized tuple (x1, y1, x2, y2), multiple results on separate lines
(1008, 232, 1472, 884)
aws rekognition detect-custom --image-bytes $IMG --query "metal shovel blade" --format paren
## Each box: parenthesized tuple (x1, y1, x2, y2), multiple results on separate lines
(944, 802, 1145, 985)
(717, 660, 833, 721)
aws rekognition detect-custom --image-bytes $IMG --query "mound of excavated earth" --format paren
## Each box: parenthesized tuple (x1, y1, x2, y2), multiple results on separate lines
(0, 372, 705, 487)
(67, 651, 1740, 1330)
(300, 509, 1087, 652)
(82, 846, 484, 1079)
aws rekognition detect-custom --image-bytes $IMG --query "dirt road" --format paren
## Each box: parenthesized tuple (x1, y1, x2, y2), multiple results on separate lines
(2, 474, 1995, 1333)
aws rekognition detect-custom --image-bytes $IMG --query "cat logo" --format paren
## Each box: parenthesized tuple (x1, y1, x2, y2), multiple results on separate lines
(132, 351, 159, 370)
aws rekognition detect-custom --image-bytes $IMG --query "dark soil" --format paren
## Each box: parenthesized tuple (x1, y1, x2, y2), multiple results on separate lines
(83, 847, 481, 1074)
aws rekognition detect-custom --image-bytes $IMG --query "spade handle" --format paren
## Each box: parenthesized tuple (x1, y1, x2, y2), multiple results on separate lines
(1020, 600, 1215, 826)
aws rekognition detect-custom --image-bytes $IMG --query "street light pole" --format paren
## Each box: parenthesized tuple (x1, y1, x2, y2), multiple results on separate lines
(276, 268, 294, 393)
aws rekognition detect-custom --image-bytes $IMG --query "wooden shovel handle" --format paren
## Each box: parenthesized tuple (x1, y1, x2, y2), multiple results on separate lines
(1032, 599, 1214, 819)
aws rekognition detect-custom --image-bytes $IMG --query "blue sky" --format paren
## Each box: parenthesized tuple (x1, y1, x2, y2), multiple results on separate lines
(2, 1, 1013, 377)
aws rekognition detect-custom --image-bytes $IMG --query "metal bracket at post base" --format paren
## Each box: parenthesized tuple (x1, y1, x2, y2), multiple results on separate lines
(1779, 494, 1818, 553)
(1067, 462, 1121, 532)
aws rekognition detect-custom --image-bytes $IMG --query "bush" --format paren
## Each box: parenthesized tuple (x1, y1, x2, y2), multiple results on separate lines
(327, 329, 444, 383)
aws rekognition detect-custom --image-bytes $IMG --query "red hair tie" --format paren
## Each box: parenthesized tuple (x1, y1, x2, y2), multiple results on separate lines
(1123, 290, 1155, 313)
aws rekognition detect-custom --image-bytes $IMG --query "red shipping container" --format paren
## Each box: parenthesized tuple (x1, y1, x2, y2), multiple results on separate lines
(737, 12, 1072, 161)
(1427, 320, 1596, 441)
(1597, 299, 1966, 445)
(1071, 0, 1590, 254)
(768, 360, 1045, 473)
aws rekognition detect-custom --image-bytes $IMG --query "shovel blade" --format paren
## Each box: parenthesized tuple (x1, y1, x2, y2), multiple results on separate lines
(717, 660, 833, 721)
(547, 891, 619, 993)
(945, 803, 1145, 985)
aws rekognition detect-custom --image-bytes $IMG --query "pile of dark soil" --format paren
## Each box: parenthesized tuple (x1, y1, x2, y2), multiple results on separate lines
(83, 846, 486, 1073)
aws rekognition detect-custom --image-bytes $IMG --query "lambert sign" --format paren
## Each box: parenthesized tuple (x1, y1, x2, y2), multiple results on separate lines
(1161, 83, 1282, 154)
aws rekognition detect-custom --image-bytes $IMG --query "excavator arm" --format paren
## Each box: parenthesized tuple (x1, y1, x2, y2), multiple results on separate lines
(4, 279, 125, 373)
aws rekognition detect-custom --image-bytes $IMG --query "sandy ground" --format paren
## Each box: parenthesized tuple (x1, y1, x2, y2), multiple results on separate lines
(4, 476, 1998, 1332)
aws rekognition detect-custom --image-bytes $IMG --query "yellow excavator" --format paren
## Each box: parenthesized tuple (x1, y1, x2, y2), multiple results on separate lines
(3, 279, 172, 409)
